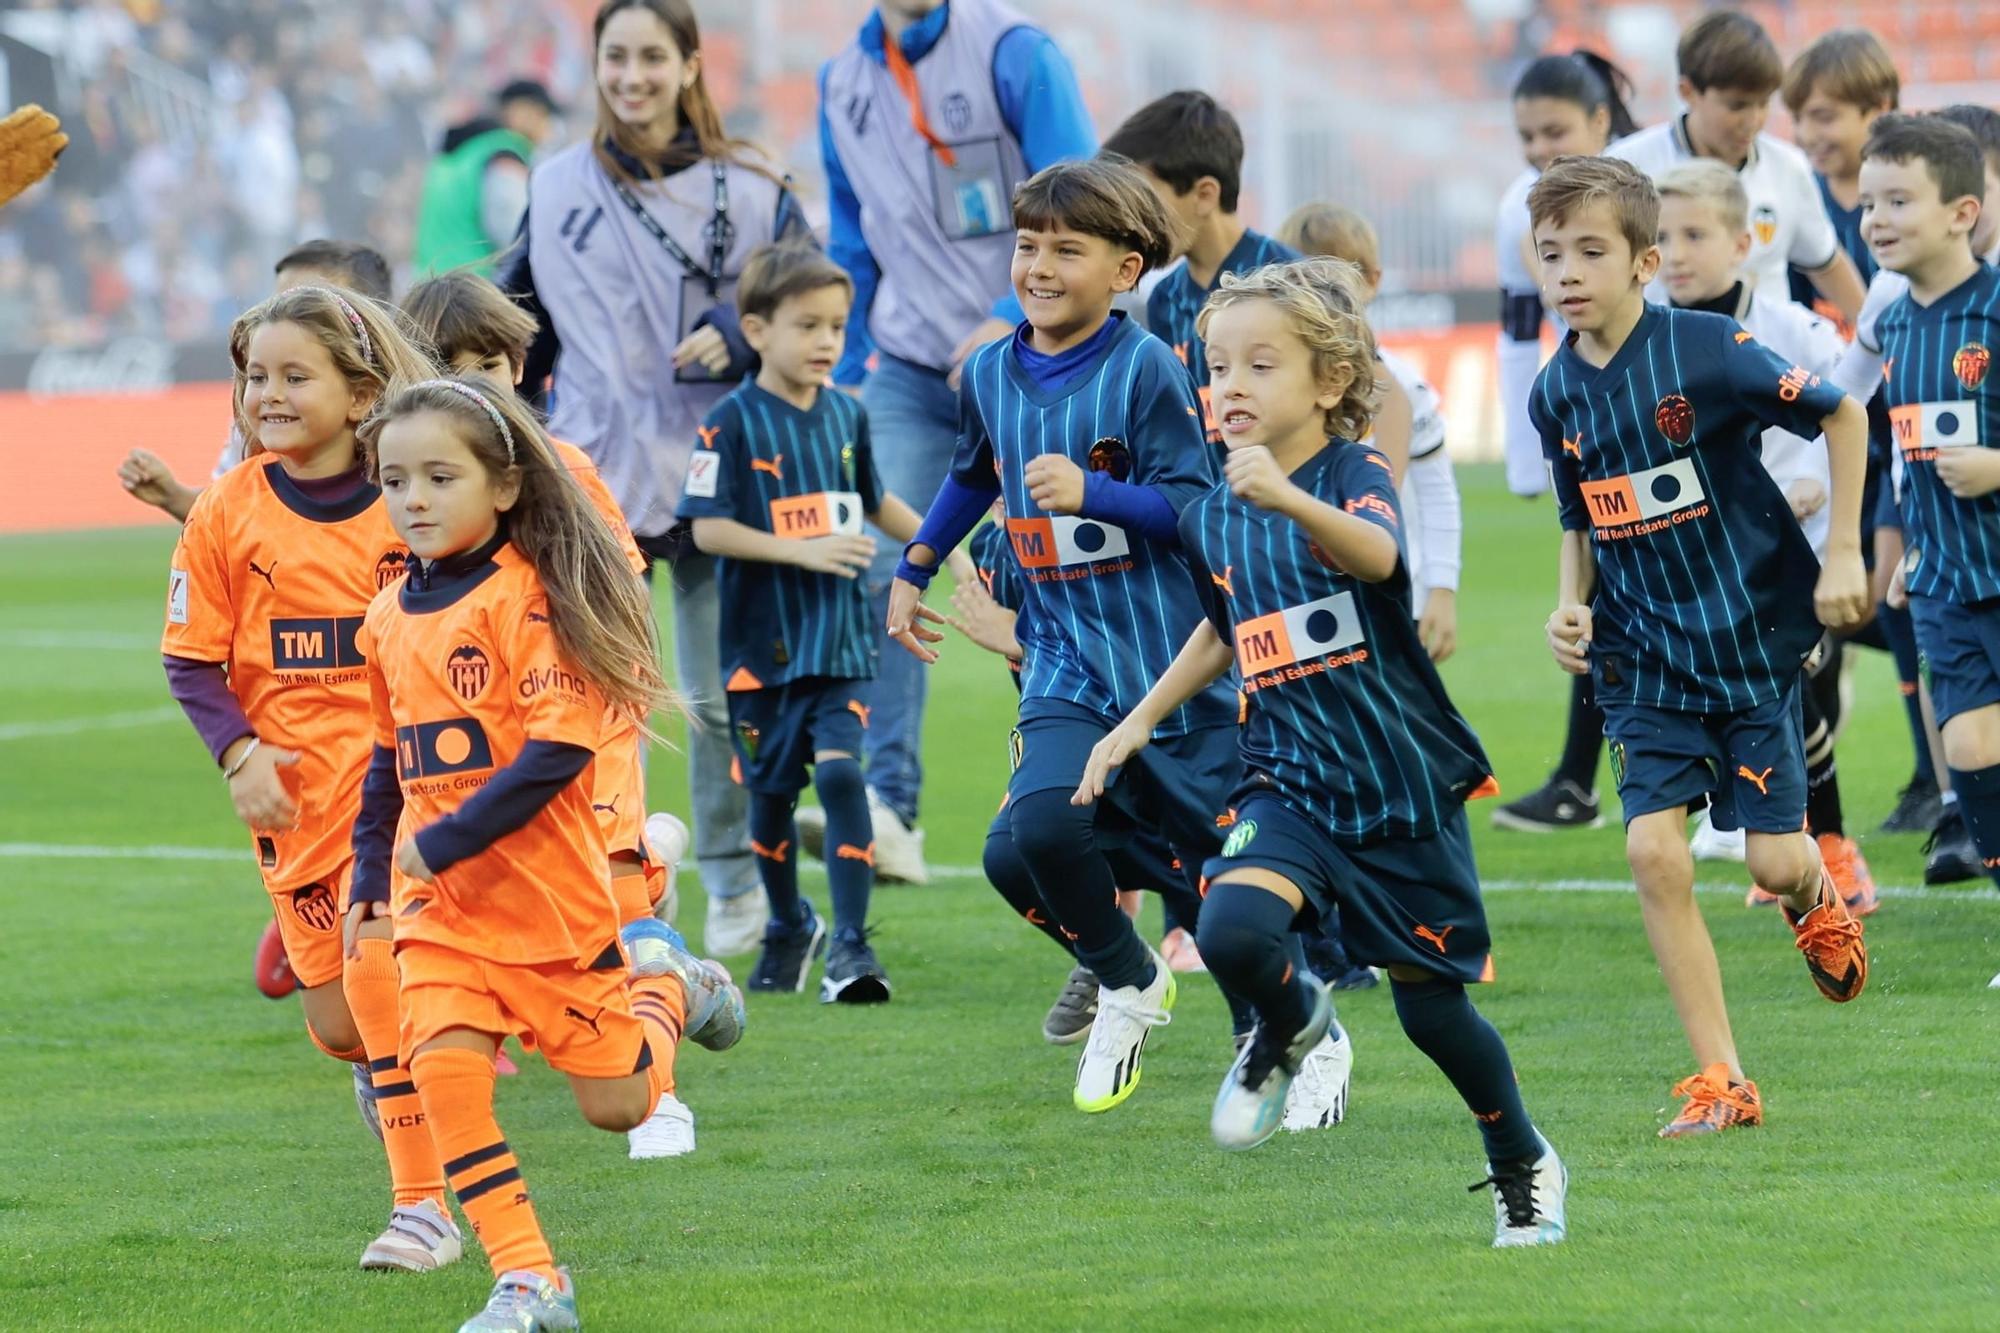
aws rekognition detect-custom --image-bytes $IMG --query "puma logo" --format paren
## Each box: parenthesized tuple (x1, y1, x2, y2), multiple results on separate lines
(697, 425, 722, 449)
(1882, 357, 1895, 383)
(1025, 907, 1047, 926)
(1561, 436, 1582, 459)
(592, 794, 621, 815)
(751, 455, 784, 480)
(751, 838, 791, 862)
(1414, 924, 1455, 954)
(1474, 1108, 1504, 1123)
(1737, 765, 1774, 796)
(562, 1005, 603, 1036)
(847, 699, 871, 728)
(1210, 565, 1235, 597)
(1734, 330, 1755, 344)
(836, 842, 876, 867)
(248, 559, 277, 588)
(1172, 341, 1189, 365)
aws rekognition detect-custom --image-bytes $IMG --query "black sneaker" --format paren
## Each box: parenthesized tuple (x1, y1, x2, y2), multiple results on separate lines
(747, 900, 826, 993)
(1880, 775, 1942, 835)
(1491, 778, 1602, 832)
(1043, 965, 1098, 1044)
(819, 927, 891, 1004)
(1924, 807, 1982, 885)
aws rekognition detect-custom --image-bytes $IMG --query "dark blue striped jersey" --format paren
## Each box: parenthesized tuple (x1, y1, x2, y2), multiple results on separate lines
(1789, 173, 1876, 310)
(1147, 229, 1299, 444)
(1532, 304, 1846, 713)
(969, 518, 1026, 691)
(1181, 441, 1493, 843)
(679, 381, 884, 688)
(1876, 263, 2000, 604)
(950, 313, 1235, 735)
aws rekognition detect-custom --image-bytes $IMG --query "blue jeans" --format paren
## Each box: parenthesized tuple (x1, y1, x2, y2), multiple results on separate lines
(859, 353, 961, 824)
(658, 550, 759, 901)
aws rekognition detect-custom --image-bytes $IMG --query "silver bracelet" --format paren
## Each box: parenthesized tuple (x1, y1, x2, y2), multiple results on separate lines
(222, 737, 262, 781)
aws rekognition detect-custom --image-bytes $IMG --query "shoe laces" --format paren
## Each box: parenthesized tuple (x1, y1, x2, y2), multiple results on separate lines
(1085, 984, 1171, 1059)
(1668, 1069, 1726, 1122)
(1468, 1163, 1540, 1228)
(480, 1273, 556, 1320)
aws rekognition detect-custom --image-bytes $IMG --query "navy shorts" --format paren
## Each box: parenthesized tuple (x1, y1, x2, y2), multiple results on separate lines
(1910, 595, 2000, 726)
(725, 676, 866, 794)
(1200, 795, 1493, 984)
(1601, 680, 1805, 832)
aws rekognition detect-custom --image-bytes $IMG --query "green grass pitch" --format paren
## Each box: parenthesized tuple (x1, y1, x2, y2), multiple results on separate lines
(2, 466, 1993, 1330)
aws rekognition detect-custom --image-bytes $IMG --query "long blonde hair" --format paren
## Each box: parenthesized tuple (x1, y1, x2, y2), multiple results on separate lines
(1196, 258, 1382, 442)
(228, 286, 435, 458)
(358, 377, 675, 726)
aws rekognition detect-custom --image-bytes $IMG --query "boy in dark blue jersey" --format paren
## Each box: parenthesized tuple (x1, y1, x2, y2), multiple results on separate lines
(1529, 156, 1872, 1137)
(889, 159, 1351, 1121)
(1077, 258, 1563, 1247)
(1861, 115, 2000, 915)
(680, 245, 924, 1005)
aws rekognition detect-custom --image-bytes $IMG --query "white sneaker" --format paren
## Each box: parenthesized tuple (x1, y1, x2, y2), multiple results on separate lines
(795, 804, 828, 862)
(628, 1092, 696, 1159)
(1073, 949, 1175, 1113)
(1689, 810, 1747, 863)
(1212, 985, 1332, 1150)
(359, 1197, 463, 1271)
(866, 789, 929, 885)
(644, 812, 689, 926)
(1480, 1130, 1568, 1248)
(704, 889, 769, 958)
(1281, 1019, 1352, 1132)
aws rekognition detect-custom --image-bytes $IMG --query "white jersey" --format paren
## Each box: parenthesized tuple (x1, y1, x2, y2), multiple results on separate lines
(1497, 167, 1538, 295)
(1496, 165, 1551, 496)
(1609, 118, 1840, 298)
(1729, 283, 1847, 555)
(1376, 348, 1459, 612)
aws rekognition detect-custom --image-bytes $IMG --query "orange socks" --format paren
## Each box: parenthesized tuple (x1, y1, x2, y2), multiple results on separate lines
(343, 938, 446, 1209)
(411, 1045, 556, 1281)
(611, 868, 653, 929)
(628, 974, 686, 1099)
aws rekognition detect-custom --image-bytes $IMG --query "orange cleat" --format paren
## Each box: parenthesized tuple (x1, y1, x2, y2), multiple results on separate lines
(1784, 867, 1868, 1002)
(254, 918, 297, 999)
(1659, 1063, 1762, 1137)
(1816, 833, 1878, 917)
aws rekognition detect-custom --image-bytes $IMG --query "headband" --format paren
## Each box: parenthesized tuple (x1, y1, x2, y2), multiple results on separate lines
(413, 378, 515, 462)
(296, 285, 374, 366)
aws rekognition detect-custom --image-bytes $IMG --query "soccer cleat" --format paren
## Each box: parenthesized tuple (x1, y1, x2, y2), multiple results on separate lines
(1074, 950, 1175, 1113)
(1880, 775, 1942, 835)
(1042, 965, 1099, 1045)
(1817, 832, 1878, 917)
(628, 1092, 696, 1159)
(1490, 778, 1601, 832)
(1923, 807, 1981, 885)
(1212, 983, 1332, 1149)
(359, 1198, 463, 1272)
(1784, 868, 1868, 1002)
(746, 900, 826, 993)
(1659, 1062, 1762, 1137)
(620, 917, 677, 980)
(1280, 1018, 1352, 1133)
(1473, 1130, 1568, 1248)
(353, 1061, 382, 1142)
(457, 1266, 579, 1332)
(866, 789, 930, 885)
(644, 811, 689, 926)
(820, 927, 892, 1004)
(1159, 926, 1207, 973)
(254, 918, 297, 999)
(705, 888, 770, 958)
(1688, 810, 1746, 862)
(682, 957, 747, 1052)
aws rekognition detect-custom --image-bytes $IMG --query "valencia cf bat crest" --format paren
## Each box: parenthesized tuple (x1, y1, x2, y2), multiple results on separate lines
(1655, 394, 1695, 446)
(1954, 342, 1991, 390)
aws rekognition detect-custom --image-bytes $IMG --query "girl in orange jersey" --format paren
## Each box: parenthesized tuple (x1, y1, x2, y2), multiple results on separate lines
(160, 285, 464, 1273)
(347, 377, 737, 1331)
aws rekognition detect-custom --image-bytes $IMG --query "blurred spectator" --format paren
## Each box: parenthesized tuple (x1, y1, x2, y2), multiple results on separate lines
(412, 78, 560, 278)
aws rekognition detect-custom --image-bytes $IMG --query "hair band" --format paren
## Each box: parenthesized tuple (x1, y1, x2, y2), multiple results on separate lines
(412, 378, 515, 462)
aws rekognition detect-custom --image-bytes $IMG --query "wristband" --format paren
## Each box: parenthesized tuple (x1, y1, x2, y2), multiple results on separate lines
(895, 545, 940, 590)
(222, 736, 261, 780)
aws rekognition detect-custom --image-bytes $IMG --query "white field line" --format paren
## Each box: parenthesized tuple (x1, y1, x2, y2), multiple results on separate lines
(0, 705, 182, 741)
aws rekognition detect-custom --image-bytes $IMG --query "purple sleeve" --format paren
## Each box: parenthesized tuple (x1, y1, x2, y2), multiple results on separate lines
(897, 472, 1002, 587)
(412, 739, 593, 874)
(350, 743, 402, 906)
(1079, 471, 1181, 544)
(163, 655, 254, 764)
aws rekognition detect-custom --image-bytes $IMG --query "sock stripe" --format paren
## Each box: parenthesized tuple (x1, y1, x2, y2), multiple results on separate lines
(453, 1164, 523, 1204)
(443, 1140, 511, 1177)
(368, 1054, 400, 1073)
(372, 1079, 419, 1101)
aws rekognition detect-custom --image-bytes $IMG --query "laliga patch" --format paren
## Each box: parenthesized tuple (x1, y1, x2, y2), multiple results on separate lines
(167, 568, 189, 624)
(1221, 818, 1258, 858)
(1955, 342, 1991, 390)
(1654, 394, 1694, 446)
(684, 449, 721, 498)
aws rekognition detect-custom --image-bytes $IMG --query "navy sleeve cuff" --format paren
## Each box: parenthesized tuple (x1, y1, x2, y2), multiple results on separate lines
(413, 740, 594, 874)
(350, 744, 403, 906)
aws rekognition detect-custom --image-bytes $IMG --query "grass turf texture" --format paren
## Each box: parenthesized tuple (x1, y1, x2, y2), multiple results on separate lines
(2, 465, 1993, 1331)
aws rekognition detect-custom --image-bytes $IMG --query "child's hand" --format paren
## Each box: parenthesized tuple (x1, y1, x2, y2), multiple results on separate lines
(1546, 604, 1592, 675)
(671, 325, 732, 376)
(1073, 716, 1151, 805)
(118, 448, 194, 513)
(886, 577, 947, 663)
(793, 533, 876, 578)
(227, 741, 300, 830)
(1785, 478, 1828, 521)
(343, 899, 389, 959)
(1933, 448, 2000, 499)
(1419, 588, 1458, 663)
(1224, 446, 1297, 511)
(395, 837, 436, 884)
(1814, 548, 1869, 631)
(1024, 454, 1086, 514)
(1885, 556, 1909, 610)
(947, 578, 1022, 659)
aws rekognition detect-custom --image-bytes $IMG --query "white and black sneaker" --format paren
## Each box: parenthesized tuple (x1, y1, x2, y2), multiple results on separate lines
(746, 900, 826, 993)
(1043, 965, 1099, 1044)
(1073, 949, 1175, 1113)
(820, 927, 891, 1004)
(1280, 1019, 1352, 1132)
(1211, 983, 1333, 1150)
(1472, 1130, 1568, 1248)
(1491, 778, 1601, 833)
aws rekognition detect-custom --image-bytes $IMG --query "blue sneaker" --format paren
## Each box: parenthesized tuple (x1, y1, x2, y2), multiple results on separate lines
(1210, 982, 1332, 1150)
(1473, 1130, 1567, 1248)
(747, 901, 825, 994)
(457, 1267, 579, 1331)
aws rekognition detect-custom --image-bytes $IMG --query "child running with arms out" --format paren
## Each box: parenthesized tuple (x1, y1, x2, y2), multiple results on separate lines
(1530, 155, 1872, 1137)
(348, 378, 723, 1330)
(1075, 257, 1564, 1246)
(678, 244, 924, 1001)
(161, 286, 462, 1272)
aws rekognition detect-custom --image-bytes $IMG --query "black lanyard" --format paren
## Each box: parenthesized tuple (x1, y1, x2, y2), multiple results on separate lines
(610, 158, 730, 297)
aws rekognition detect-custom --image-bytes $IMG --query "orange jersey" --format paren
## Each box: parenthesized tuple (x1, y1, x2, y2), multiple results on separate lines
(551, 437, 645, 577)
(163, 459, 408, 891)
(360, 542, 618, 967)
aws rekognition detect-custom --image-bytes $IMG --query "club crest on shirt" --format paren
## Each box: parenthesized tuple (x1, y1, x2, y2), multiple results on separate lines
(941, 91, 973, 134)
(1087, 437, 1132, 481)
(1751, 204, 1778, 247)
(447, 644, 491, 700)
(374, 548, 411, 590)
(1954, 342, 1991, 390)
(1654, 394, 1695, 446)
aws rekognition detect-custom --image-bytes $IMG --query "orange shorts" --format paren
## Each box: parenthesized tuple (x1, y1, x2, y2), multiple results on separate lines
(592, 716, 647, 858)
(268, 861, 351, 990)
(396, 940, 649, 1080)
